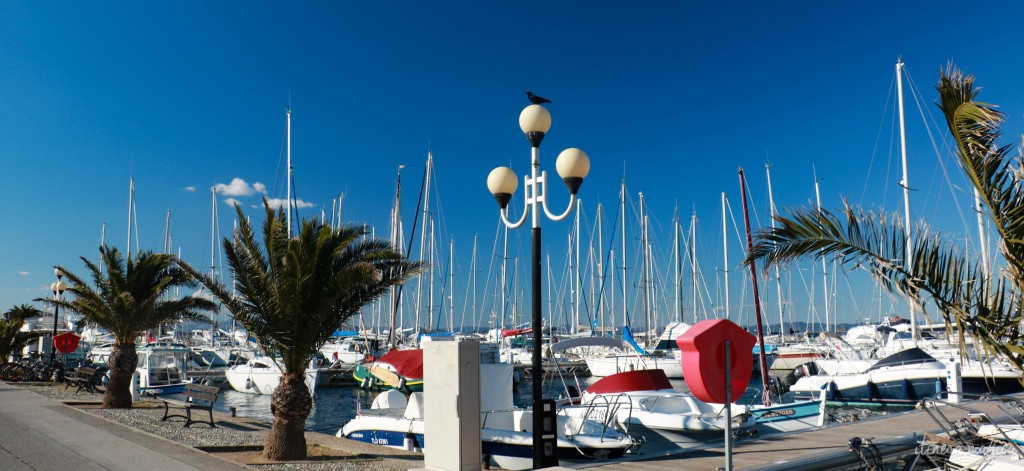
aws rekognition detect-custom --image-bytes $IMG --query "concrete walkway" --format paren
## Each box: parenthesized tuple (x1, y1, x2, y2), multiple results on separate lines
(0, 381, 246, 471)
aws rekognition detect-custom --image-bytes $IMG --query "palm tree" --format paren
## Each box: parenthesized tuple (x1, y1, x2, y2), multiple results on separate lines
(0, 317, 39, 364)
(747, 64, 1024, 369)
(3, 304, 44, 322)
(42, 246, 216, 408)
(184, 202, 423, 461)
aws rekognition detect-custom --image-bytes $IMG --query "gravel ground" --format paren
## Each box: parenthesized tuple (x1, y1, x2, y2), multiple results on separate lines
(19, 383, 423, 471)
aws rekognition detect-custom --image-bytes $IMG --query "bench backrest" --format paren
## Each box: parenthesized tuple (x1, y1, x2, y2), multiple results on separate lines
(76, 367, 97, 378)
(183, 383, 220, 404)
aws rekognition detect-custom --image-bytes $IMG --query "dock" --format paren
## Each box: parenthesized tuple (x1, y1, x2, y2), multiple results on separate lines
(584, 396, 1024, 470)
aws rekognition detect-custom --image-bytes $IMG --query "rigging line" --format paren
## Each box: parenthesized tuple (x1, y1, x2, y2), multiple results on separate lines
(860, 72, 898, 206)
(904, 68, 972, 236)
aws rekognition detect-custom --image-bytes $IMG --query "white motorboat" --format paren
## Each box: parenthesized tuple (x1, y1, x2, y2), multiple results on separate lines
(340, 390, 637, 469)
(136, 342, 191, 396)
(224, 356, 318, 396)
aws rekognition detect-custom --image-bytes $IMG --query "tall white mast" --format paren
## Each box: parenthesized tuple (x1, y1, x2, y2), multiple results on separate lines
(210, 187, 217, 277)
(449, 239, 455, 332)
(428, 218, 435, 333)
(766, 163, 786, 335)
(286, 109, 292, 238)
(416, 152, 433, 334)
(573, 200, 582, 335)
(722, 193, 730, 321)
(691, 211, 698, 322)
(639, 192, 651, 334)
(596, 203, 605, 333)
(897, 57, 918, 343)
(620, 180, 628, 327)
(127, 177, 134, 254)
(975, 188, 989, 277)
(675, 205, 682, 322)
(815, 173, 828, 332)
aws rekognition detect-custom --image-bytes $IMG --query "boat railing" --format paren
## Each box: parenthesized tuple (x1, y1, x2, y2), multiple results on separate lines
(920, 392, 1024, 458)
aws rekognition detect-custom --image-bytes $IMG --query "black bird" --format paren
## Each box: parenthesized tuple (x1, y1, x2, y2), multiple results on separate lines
(526, 91, 551, 105)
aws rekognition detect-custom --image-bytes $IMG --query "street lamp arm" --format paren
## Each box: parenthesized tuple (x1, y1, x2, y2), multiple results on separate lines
(542, 189, 577, 222)
(499, 204, 528, 229)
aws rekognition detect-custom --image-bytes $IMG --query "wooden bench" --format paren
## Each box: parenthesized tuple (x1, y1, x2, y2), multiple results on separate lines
(161, 383, 220, 428)
(65, 367, 101, 394)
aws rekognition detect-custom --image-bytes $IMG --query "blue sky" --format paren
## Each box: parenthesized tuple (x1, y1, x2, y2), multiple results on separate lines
(3, 2, 1024, 331)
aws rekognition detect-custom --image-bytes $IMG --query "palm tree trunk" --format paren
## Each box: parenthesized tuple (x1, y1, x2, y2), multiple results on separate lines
(264, 372, 312, 460)
(104, 343, 137, 408)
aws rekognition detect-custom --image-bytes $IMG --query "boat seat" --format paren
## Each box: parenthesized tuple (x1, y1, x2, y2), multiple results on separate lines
(372, 389, 408, 410)
(405, 392, 425, 419)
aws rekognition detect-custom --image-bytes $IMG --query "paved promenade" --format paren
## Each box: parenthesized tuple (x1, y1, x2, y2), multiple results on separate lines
(0, 381, 245, 471)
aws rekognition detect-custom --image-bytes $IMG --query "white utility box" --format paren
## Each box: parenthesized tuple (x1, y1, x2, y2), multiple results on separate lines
(423, 338, 481, 471)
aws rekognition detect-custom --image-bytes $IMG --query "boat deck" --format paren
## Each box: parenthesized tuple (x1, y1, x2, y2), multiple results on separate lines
(574, 395, 1024, 470)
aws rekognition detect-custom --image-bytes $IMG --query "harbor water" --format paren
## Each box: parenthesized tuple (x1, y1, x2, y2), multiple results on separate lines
(196, 375, 768, 435)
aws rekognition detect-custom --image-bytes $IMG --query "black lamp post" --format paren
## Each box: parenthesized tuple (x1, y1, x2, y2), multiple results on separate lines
(49, 268, 66, 369)
(487, 103, 590, 469)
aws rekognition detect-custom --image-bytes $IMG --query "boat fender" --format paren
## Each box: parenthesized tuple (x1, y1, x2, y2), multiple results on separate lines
(397, 377, 407, 391)
(245, 377, 254, 390)
(367, 377, 376, 389)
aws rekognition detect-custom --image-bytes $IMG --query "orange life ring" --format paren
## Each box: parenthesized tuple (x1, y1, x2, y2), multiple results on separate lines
(892, 316, 902, 322)
(364, 354, 376, 363)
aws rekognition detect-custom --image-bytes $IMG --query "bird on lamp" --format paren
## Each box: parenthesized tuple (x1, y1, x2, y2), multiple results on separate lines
(526, 91, 551, 105)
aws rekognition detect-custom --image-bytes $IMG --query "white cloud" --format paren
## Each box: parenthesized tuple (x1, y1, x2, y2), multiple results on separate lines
(223, 198, 242, 207)
(183, 186, 196, 192)
(214, 178, 265, 197)
(262, 198, 315, 210)
(18, 271, 29, 276)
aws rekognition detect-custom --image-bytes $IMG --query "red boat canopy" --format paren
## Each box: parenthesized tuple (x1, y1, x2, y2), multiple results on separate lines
(501, 327, 533, 338)
(377, 348, 424, 379)
(586, 369, 673, 394)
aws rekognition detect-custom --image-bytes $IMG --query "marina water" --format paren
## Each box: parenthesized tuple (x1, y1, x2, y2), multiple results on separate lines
(196, 376, 765, 435)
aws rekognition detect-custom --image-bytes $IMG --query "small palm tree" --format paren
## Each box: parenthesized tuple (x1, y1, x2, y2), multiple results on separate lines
(748, 64, 1024, 369)
(184, 202, 423, 461)
(42, 246, 216, 408)
(0, 317, 39, 364)
(3, 304, 44, 322)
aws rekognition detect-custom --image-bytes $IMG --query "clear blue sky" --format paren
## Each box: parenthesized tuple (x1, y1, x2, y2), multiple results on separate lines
(4, 2, 1024, 331)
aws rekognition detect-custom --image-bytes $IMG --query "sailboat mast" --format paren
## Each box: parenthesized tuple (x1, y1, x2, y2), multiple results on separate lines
(896, 57, 917, 343)
(675, 205, 682, 323)
(574, 200, 582, 335)
(286, 109, 292, 238)
(739, 167, 771, 406)
(691, 212, 697, 323)
(766, 163, 786, 335)
(975, 188, 989, 277)
(639, 192, 651, 336)
(387, 166, 404, 350)
(454, 239, 458, 331)
(722, 193, 730, 321)
(596, 203, 605, 334)
(620, 180, 628, 327)
(416, 152, 433, 336)
(814, 172, 828, 332)
(127, 177, 134, 254)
